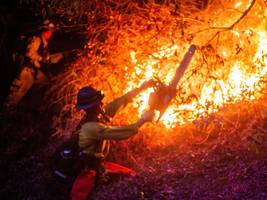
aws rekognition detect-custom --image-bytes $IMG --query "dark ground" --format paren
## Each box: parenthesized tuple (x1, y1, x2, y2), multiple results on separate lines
(1, 102, 267, 200)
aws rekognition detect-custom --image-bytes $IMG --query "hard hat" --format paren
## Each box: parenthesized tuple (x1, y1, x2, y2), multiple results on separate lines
(76, 86, 104, 110)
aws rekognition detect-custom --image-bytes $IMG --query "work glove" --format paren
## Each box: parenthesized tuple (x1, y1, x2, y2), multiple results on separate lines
(139, 79, 157, 90)
(137, 110, 155, 127)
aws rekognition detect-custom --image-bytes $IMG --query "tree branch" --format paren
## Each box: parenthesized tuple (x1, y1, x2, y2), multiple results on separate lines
(192, 0, 257, 45)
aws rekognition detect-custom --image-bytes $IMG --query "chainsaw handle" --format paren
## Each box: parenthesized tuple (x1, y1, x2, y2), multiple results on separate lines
(148, 84, 176, 113)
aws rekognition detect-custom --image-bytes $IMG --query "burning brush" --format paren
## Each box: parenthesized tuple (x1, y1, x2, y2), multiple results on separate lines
(48, 0, 267, 135)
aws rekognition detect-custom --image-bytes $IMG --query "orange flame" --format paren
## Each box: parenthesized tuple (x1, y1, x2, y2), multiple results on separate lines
(125, 8, 267, 128)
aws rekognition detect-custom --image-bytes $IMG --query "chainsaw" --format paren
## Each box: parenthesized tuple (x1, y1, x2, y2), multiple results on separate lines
(149, 44, 196, 121)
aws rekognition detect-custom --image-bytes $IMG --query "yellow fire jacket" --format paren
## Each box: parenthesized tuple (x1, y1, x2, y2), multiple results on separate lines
(78, 89, 141, 159)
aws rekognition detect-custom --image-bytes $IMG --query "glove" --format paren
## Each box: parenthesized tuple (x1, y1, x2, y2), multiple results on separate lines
(137, 110, 154, 127)
(140, 79, 157, 90)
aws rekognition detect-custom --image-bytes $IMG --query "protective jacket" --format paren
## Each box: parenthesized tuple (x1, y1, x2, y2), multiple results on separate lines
(5, 34, 61, 108)
(78, 90, 140, 160)
(71, 88, 145, 200)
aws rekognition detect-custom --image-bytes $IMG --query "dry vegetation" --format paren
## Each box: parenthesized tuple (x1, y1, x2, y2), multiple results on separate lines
(43, 0, 266, 139)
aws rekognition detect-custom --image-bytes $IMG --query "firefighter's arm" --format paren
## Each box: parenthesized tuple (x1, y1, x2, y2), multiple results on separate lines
(26, 36, 42, 68)
(98, 124, 139, 140)
(104, 79, 156, 118)
(98, 110, 154, 140)
(79, 110, 153, 142)
(79, 122, 137, 142)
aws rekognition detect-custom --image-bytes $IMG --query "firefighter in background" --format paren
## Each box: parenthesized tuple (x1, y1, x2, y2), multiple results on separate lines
(71, 80, 156, 200)
(4, 20, 63, 109)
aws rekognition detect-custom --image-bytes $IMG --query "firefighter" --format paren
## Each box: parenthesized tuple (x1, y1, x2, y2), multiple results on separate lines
(4, 20, 63, 109)
(71, 80, 156, 200)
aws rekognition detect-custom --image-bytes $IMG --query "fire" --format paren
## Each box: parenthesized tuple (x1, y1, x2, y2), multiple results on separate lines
(49, 0, 267, 137)
(125, 2, 267, 128)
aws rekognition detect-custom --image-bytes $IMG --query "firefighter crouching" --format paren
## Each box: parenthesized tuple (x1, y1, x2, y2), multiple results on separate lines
(69, 80, 156, 200)
(4, 20, 63, 109)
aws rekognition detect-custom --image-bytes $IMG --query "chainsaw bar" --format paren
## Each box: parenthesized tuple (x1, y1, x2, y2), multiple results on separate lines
(170, 44, 196, 89)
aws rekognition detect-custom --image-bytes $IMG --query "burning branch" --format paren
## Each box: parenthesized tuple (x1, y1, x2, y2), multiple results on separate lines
(194, 0, 257, 45)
